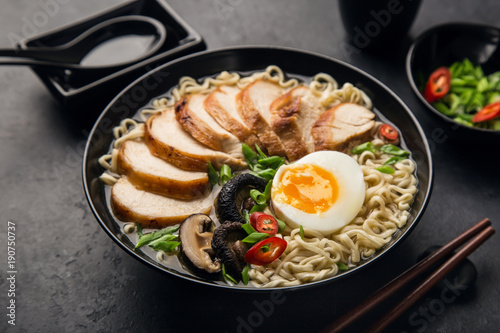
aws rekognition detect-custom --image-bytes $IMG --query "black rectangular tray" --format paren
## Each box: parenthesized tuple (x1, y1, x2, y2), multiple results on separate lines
(19, 0, 206, 129)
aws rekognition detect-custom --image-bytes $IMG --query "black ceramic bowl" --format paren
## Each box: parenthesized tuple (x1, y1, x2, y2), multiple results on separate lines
(406, 22, 500, 144)
(339, 0, 422, 50)
(83, 46, 433, 290)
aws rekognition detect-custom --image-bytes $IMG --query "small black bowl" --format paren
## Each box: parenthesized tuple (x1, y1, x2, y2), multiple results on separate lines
(406, 22, 500, 145)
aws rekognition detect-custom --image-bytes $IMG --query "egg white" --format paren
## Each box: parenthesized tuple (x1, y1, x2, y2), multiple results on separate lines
(271, 151, 365, 235)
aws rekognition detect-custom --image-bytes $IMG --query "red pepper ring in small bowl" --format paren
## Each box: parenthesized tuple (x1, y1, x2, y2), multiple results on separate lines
(473, 102, 500, 123)
(424, 67, 451, 103)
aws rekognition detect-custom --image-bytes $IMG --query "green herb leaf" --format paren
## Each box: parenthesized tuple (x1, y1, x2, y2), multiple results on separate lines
(376, 165, 395, 174)
(242, 223, 257, 235)
(299, 225, 305, 239)
(207, 162, 218, 186)
(148, 234, 177, 247)
(351, 142, 377, 154)
(242, 232, 269, 244)
(135, 225, 179, 249)
(241, 265, 250, 285)
(222, 264, 238, 285)
(136, 223, 144, 237)
(255, 144, 267, 160)
(380, 144, 409, 157)
(150, 241, 180, 252)
(337, 262, 349, 271)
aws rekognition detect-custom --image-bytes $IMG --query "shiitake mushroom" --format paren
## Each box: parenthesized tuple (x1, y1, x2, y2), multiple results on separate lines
(179, 214, 221, 274)
(211, 222, 249, 280)
(215, 173, 268, 224)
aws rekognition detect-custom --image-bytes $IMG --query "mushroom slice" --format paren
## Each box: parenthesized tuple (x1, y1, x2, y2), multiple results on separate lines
(215, 173, 268, 224)
(179, 214, 221, 273)
(211, 222, 249, 279)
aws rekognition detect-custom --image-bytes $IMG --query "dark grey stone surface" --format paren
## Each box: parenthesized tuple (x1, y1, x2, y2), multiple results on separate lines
(1, 0, 499, 332)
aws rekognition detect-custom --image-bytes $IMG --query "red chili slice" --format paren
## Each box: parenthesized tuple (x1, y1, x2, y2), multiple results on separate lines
(424, 67, 451, 103)
(244, 237, 287, 265)
(249, 212, 279, 235)
(379, 124, 399, 141)
(472, 102, 500, 123)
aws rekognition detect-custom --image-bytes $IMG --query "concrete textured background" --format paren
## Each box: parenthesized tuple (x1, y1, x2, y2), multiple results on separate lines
(1, 0, 499, 332)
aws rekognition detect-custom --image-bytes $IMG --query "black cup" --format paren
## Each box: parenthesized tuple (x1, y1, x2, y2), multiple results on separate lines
(339, 0, 422, 51)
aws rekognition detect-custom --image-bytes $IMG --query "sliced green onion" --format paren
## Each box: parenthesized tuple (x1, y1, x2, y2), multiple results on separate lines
(337, 262, 349, 271)
(241, 265, 250, 285)
(258, 156, 285, 169)
(277, 219, 286, 233)
(242, 232, 269, 244)
(264, 180, 273, 200)
(249, 204, 267, 214)
(255, 168, 277, 181)
(222, 264, 238, 285)
(376, 165, 395, 174)
(242, 143, 258, 168)
(207, 162, 218, 186)
(250, 189, 267, 205)
(299, 225, 305, 239)
(220, 164, 233, 185)
(384, 156, 405, 165)
(351, 142, 377, 154)
(242, 210, 250, 223)
(241, 223, 256, 235)
(380, 144, 409, 157)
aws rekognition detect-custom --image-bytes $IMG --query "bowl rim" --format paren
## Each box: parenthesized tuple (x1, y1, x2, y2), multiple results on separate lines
(406, 21, 500, 134)
(83, 44, 434, 291)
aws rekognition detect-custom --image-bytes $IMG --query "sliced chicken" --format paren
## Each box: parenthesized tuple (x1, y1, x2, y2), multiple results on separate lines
(117, 140, 210, 200)
(236, 79, 287, 156)
(145, 108, 247, 172)
(175, 94, 243, 159)
(204, 85, 261, 148)
(111, 177, 213, 228)
(270, 86, 325, 161)
(312, 103, 375, 152)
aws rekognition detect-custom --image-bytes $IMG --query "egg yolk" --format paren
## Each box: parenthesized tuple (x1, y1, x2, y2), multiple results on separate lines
(273, 164, 339, 214)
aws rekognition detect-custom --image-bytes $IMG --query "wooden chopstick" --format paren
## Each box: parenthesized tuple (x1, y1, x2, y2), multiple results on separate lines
(366, 225, 495, 332)
(319, 218, 493, 333)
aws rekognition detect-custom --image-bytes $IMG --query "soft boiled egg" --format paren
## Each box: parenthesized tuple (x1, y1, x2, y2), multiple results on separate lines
(271, 151, 365, 235)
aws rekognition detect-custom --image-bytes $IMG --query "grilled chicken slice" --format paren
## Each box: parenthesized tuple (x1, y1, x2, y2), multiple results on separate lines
(236, 79, 287, 156)
(312, 103, 375, 152)
(270, 86, 325, 161)
(117, 140, 210, 200)
(175, 94, 243, 159)
(111, 177, 213, 228)
(145, 108, 246, 172)
(204, 85, 261, 148)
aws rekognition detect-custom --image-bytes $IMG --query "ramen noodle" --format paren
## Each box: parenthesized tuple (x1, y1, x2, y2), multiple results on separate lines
(98, 66, 416, 288)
